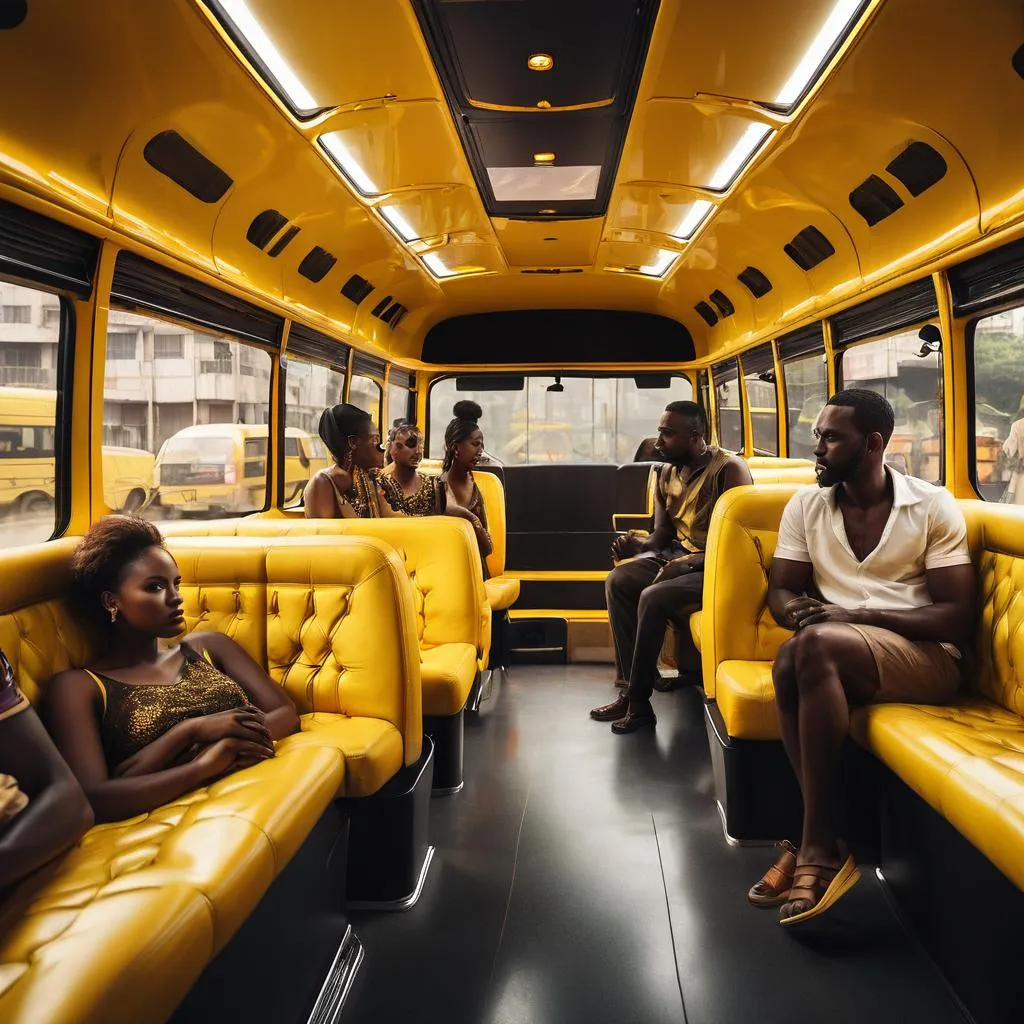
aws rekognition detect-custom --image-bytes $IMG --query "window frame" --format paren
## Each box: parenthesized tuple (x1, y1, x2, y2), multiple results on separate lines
(348, 374, 383, 430)
(738, 345, 779, 457)
(425, 371, 693, 464)
(835, 321, 945, 484)
(779, 347, 828, 458)
(711, 360, 745, 453)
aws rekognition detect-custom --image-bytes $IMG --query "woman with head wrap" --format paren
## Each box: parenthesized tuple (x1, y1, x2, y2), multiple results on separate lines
(303, 403, 397, 518)
(439, 401, 493, 569)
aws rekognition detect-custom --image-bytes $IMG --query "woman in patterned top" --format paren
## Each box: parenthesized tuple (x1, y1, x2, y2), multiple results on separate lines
(378, 421, 442, 516)
(47, 516, 300, 823)
(0, 648, 92, 889)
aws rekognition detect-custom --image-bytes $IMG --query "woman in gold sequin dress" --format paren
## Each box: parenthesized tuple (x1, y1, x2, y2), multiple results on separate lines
(46, 517, 300, 823)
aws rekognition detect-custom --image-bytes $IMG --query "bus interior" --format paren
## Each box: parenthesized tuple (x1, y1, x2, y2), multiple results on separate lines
(1, 1, 1023, 1022)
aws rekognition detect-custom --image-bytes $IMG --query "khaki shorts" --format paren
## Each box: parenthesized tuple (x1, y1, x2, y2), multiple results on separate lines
(846, 624, 963, 705)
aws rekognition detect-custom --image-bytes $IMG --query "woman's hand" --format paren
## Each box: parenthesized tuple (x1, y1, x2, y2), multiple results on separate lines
(0, 774, 28, 826)
(187, 706, 274, 750)
(193, 736, 275, 782)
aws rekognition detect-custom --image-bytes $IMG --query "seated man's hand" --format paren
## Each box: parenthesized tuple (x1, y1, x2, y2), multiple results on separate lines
(653, 554, 703, 583)
(0, 774, 29, 825)
(612, 533, 645, 561)
(785, 597, 861, 631)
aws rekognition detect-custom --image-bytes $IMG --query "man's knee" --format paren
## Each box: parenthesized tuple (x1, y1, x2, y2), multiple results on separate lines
(789, 624, 850, 684)
(772, 639, 798, 708)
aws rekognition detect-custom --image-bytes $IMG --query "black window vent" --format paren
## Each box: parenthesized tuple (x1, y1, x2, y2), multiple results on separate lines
(712, 358, 739, 383)
(110, 251, 282, 348)
(0, 1, 27, 29)
(371, 295, 393, 319)
(1013, 42, 1024, 81)
(341, 274, 374, 304)
(777, 323, 824, 362)
(389, 368, 414, 389)
(298, 247, 337, 283)
(142, 131, 233, 204)
(784, 226, 836, 271)
(949, 234, 1024, 315)
(287, 322, 349, 369)
(246, 210, 288, 251)
(694, 302, 718, 327)
(381, 302, 405, 326)
(886, 142, 946, 198)
(849, 174, 905, 227)
(737, 266, 773, 298)
(831, 277, 938, 348)
(391, 308, 409, 331)
(352, 351, 386, 378)
(0, 197, 100, 298)
(709, 290, 735, 318)
(267, 225, 300, 258)
(740, 343, 774, 377)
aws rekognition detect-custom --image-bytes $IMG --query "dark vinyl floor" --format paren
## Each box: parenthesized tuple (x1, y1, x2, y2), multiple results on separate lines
(344, 665, 970, 1024)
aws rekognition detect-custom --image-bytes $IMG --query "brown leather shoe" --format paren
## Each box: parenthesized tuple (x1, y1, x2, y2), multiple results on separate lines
(590, 695, 630, 721)
(748, 840, 798, 906)
(610, 708, 657, 733)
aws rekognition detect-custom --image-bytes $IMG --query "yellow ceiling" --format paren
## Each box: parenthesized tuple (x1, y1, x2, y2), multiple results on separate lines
(0, 0, 1022, 365)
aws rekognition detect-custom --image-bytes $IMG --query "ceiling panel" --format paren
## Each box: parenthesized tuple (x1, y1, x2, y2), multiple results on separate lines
(494, 218, 602, 267)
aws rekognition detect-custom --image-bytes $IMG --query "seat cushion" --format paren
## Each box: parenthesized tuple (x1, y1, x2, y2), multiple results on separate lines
(851, 700, 1024, 890)
(0, 745, 343, 1024)
(689, 610, 702, 653)
(485, 575, 520, 611)
(277, 712, 403, 797)
(716, 660, 780, 740)
(420, 643, 479, 717)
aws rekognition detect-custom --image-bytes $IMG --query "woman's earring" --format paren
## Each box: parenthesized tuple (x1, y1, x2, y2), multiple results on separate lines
(109, 607, 118, 623)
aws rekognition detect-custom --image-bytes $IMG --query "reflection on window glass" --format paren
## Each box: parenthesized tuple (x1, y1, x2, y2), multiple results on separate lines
(973, 307, 1024, 502)
(742, 370, 779, 456)
(714, 368, 743, 453)
(0, 282, 63, 547)
(103, 311, 272, 518)
(387, 383, 412, 428)
(283, 358, 344, 506)
(349, 375, 381, 429)
(782, 352, 827, 460)
(428, 375, 692, 464)
(841, 327, 942, 482)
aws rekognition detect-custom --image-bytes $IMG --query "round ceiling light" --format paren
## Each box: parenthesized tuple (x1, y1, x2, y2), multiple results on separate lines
(527, 53, 554, 72)
(533, 152, 556, 164)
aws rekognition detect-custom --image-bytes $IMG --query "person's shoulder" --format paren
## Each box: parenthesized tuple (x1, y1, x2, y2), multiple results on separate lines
(48, 666, 101, 702)
(912, 478, 964, 520)
(785, 483, 823, 509)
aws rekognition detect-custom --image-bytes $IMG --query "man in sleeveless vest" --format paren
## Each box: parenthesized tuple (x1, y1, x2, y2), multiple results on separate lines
(591, 401, 752, 733)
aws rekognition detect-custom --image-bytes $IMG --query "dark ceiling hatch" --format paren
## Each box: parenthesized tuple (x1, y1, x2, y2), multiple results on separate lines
(422, 309, 693, 364)
(412, 0, 659, 219)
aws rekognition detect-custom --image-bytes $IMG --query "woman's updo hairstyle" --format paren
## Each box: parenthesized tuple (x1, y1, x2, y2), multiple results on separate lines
(443, 400, 483, 471)
(70, 515, 165, 628)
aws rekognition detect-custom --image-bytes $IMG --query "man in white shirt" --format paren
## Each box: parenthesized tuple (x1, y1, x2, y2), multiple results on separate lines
(748, 389, 975, 927)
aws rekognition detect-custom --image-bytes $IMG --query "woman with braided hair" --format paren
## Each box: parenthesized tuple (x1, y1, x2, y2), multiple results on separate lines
(439, 401, 493, 568)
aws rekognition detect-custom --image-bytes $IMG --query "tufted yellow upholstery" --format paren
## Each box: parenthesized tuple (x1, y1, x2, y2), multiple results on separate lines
(163, 517, 487, 718)
(165, 535, 423, 779)
(702, 487, 1024, 891)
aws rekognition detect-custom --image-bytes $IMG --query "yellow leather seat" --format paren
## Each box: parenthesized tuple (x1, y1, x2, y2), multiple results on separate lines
(473, 472, 520, 611)
(420, 642, 483, 716)
(689, 610, 702, 653)
(716, 661, 780, 740)
(485, 575, 521, 611)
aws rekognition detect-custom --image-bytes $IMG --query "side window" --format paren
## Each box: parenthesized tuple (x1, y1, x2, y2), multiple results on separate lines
(713, 364, 743, 453)
(102, 311, 272, 517)
(349, 375, 382, 429)
(781, 352, 828, 459)
(740, 349, 779, 456)
(840, 326, 943, 482)
(0, 282, 65, 547)
(973, 306, 1024, 502)
(282, 356, 345, 507)
(387, 381, 412, 426)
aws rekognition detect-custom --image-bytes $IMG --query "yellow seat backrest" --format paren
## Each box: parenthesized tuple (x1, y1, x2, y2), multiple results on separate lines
(747, 457, 817, 485)
(473, 470, 508, 579)
(700, 484, 802, 697)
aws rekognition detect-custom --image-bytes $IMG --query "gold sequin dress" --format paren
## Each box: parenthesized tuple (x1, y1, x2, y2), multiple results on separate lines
(378, 470, 441, 516)
(86, 642, 249, 770)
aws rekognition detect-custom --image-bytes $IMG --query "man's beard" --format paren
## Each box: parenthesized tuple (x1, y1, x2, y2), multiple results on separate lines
(816, 444, 866, 487)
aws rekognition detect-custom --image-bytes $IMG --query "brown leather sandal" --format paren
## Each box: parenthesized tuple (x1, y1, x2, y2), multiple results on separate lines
(779, 854, 861, 927)
(747, 839, 798, 906)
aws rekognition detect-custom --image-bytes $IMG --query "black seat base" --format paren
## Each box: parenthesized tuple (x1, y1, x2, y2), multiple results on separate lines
(425, 709, 465, 794)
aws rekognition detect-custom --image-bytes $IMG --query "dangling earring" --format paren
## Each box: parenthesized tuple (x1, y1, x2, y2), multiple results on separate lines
(109, 607, 119, 623)
(343, 449, 355, 473)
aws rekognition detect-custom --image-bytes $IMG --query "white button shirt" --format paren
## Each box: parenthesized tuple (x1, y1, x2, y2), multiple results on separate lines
(774, 469, 970, 610)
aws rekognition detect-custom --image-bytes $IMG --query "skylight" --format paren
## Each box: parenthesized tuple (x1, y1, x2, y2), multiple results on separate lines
(380, 206, 419, 243)
(486, 166, 601, 203)
(639, 250, 678, 278)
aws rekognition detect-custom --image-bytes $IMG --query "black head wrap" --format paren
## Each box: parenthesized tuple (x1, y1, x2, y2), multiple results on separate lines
(318, 403, 372, 464)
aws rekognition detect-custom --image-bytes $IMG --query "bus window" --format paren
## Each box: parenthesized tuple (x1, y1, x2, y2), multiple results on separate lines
(973, 306, 1024, 502)
(713, 363, 743, 453)
(427, 375, 692, 465)
(387, 381, 413, 426)
(349, 375, 381, 429)
(781, 352, 828, 460)
(283, 356, 344, 506)
(103, 311, 272, 517)
(0, 282, 64, 547)
(840, 327, 943, 482)
(740, 348, 779, 456)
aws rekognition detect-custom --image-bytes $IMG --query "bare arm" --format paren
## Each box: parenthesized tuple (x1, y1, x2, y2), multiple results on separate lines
(0, 707, 93, 888)
(768, 556, 817, 628)
(303, 474, 356, 519)
(192, 633, 300, 740)
(722, 456, 754, 490)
